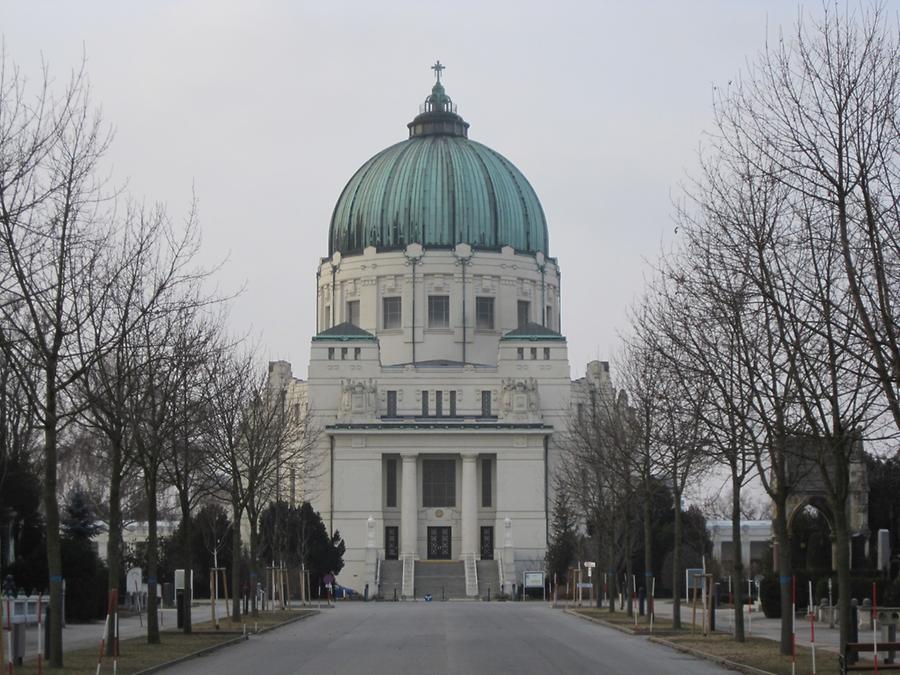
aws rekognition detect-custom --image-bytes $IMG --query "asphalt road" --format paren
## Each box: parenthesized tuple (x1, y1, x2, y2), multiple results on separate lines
(163, 601, 732, 674)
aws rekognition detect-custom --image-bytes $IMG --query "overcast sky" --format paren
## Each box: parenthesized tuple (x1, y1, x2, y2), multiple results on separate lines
(2, 0, 807, 380)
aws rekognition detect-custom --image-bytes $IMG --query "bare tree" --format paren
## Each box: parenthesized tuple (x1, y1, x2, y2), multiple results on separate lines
(699, 5, 899, 651)
(0, 53, 115, 665)
(79, 199, 207, 648)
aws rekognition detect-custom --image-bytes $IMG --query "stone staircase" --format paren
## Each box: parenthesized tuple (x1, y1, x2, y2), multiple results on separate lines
(477, 559, 500, 599)
(380, 559, 402, 600)
(414, 561, 467, 600)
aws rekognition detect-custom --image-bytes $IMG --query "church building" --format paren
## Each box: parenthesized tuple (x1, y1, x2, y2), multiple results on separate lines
(268, 63, 612, 598)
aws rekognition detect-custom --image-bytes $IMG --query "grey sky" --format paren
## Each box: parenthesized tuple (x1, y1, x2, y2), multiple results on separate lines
(2, 0, 804, 379)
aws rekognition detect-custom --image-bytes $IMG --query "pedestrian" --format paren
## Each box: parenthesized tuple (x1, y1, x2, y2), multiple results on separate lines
(323, 571, 335, 605)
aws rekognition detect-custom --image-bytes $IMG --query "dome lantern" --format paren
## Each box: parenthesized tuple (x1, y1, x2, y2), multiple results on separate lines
(408, 61, 469, 138)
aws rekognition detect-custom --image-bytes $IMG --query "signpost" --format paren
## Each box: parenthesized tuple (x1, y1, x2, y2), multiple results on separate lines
(523, 571, 545, 601)
(583, 562, 595, 605)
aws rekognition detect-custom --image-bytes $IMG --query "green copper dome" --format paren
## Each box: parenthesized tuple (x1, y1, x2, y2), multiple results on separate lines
(329, 66, 549, 258)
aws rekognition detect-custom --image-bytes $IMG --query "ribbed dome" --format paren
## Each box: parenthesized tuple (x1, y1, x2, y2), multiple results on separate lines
(328, 71, 548, 258)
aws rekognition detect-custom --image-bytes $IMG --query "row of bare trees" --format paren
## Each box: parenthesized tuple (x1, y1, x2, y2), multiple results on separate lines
(562, 3, 897, 654)
(0, 54, 318, 665)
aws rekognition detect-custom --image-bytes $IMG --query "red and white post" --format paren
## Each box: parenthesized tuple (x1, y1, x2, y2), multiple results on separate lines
(747, 577, 752, 636)
(808, 580, 816, 675)
(37, 593, 44, 675)
(874, 582, 879, 675)
(5, 596, 12, 675)
(791, 575, 796, 675)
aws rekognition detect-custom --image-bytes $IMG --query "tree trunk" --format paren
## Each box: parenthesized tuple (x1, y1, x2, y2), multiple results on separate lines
(625, 518, 634, 617)
(106, 436, 123, 656)
(833, 508, 853, 652)
(606, 525, 615, 612)
(231, 500, 242, 622)
(146, 469, 160, 644)
(250, 517, 260, 617)
(772, 495, 793, 655)
(672, 491, 683, 629)
(643, 477, 654, 619)
(731, 474, 745, 642)
(180, 495, 192, 634)
(43, 394, 64, 667)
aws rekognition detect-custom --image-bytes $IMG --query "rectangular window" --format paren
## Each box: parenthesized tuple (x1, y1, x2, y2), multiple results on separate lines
(481, 390, 492, 417)
(346, 300, 360, 326)
(387, 390, 397, 417)
(383, 296, 401, 329)
(482, 458, 492, 508)
(354, 347, 361, 360)
(428, 295, 450, 328)
(327, 347, 335, 360)
(543, 347, 550, 360)
(517, 347, 524, 360)
(475, 297, 494, 329)
(530, 347, 537, 360)
(423, 459, 456, 507)
(435, 390, 443, 417)
(421, 390, 429, 416)
(341, 347, 348, 360)
(386, 458, 397, 508)
(517, 300, 530, 328)
(449, 390, 456, 416)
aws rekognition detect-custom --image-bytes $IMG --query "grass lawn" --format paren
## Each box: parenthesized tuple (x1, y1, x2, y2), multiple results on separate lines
(15, 632, 238, 675)
(15, 608, 317, 674)
(571, 608, 846, 674)
(662, 633, 842, 675)
(570, 607, 687, 634)
(192, 608, 317, 632)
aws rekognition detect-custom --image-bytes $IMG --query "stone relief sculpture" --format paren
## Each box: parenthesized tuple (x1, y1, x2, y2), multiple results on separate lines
(339, 378, 378, 419)
(499, 377, 540, 419)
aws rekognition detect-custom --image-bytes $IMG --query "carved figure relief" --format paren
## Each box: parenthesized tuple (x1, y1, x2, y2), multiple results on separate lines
(499, 377, 540, 419)
(339, 378, 378, 419)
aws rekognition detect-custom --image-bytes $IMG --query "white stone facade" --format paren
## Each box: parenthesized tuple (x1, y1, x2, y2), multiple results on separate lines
(269, 243, 612, 594)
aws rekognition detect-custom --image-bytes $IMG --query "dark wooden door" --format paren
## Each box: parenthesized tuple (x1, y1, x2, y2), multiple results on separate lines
(427, 526, 451, 560)
(385, 526, 399, 560)
(480, 526, 494, 560)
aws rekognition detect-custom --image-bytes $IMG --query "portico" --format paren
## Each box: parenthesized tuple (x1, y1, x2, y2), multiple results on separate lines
(397, 451, 484, 561)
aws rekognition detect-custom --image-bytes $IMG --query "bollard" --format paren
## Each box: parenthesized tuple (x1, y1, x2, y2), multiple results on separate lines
(442, 585, 445, 602)
(393, 587, 398, 602)
(487, 585, 491, 602)
(364, 584, 369, 602)
(849, 599, 859, 665)
(176, 590, 184, 629)
(888, 623, 897, 664)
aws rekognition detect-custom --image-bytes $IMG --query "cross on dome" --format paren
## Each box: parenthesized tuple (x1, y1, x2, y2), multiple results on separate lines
(431, 60, 445, 83)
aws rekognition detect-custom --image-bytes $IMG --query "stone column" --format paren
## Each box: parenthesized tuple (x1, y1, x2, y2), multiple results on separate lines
(460, 453, 478, 558)
(401, 453, 418, 556)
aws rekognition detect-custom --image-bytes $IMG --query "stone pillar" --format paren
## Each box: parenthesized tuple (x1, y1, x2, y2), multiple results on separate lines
(461, 453, 478, 558)
(401, 454, 418, 556)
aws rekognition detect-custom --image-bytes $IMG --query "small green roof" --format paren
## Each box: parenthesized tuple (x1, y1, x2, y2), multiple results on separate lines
(500, 322, 565, 341)
(312, 322, 376, 342)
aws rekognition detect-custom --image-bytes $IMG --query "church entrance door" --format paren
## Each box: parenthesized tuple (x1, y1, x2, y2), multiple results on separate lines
(385, 526, 399, 560)
(427, 526, 451, 559)
(481, 526, 494, 560)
